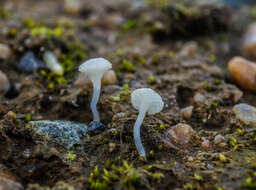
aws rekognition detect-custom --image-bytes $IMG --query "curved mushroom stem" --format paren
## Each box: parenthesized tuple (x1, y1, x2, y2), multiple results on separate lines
(91, 79, 101, 122)
(133, 106, 147, 158)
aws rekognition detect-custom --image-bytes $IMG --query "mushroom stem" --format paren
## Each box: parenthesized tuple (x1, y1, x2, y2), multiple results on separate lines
(91, 79, 101, 122)
(134, 106, 147, 158)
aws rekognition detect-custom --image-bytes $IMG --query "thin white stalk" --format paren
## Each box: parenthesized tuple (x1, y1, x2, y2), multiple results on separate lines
(133, 106, 147, 158)
(91, 79, 101, 122)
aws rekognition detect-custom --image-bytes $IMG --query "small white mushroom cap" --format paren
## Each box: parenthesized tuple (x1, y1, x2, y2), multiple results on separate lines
(131, 88, 164, 115)
(79, 58, 112, 83)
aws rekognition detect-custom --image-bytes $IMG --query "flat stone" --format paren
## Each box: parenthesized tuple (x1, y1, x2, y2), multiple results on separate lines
(28, 120, 88, 149)
(233, 103, 256, 126)
(17, 51, 45, 73)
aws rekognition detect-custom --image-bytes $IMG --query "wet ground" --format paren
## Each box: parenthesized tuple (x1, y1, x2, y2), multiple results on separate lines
(0, 0, 256, 189)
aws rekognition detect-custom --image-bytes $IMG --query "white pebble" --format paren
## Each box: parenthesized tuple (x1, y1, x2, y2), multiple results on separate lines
(43, 51, 64, 76)
(214, 134, 225, 144)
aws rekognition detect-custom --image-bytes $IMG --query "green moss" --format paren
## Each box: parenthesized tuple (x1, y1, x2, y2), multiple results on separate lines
(121, 19, 136, 31)
(8, 28, 18, 38)
(219, 153, 227, 163)
(111, 83, 131, 102)
(194, 173, 203, 181)
(119, 59, 136, 73)
(115, 49, 125, 57)
(236, 128, 244, 136)
(148, 76, 156, 84)
(168, 51, 175, 58)
(159, 124, 166, 131)
(209, 54, 217, 62)
(230, 136, 237, 147)
(212, 102, 218, 108)
(214, 79, 221, 85)
(26, 113, 31, 122)
(242, 177, 256, 189)
(113, 130, 120, 137)
(24, 18, 36, 29)
(30, 26, 63, 37)
(65, 151, 77, 161)
(89, 161, 141, 190)
(0, 6, 11, 19)
(183, 183, 195, 190)
(134, 55, 147, 66)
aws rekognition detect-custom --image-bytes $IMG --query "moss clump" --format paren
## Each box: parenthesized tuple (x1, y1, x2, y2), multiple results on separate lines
(230, 136, 237, 147)
(194, 173, 203, 181)
(121, 19, 136, 31)
(30, 26, 64, 37)
(89, 161, 141, 190)
(209, 54, 217, 62)
(242, 177, 256, 189)
(219, 154, 227, 163)
(148, 76, 156, 84)
(65, 151, 77, 162)
(0, 6, 11, 19)
(24, 18, 36, 29)
(168, 51, 175, 57)
(26, 113, 31, 122)
(8, 28, 18, 38)
(119, 59, 136, 73)
(134, 55, 147, 66)
(111, 83, 131, 102)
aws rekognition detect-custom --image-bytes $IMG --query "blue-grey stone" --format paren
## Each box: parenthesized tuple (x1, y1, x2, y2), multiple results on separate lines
(18, 51, 45, 73)
(29, 120, 88, 149)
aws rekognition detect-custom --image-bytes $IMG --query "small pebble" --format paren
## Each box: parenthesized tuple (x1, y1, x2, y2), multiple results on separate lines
(0, 70, 10, 94)
(228, 56, 256, 91)
(64, 0, 81, 14)
(180, 106, 193, 119)
(17, 51, 45, 73)
(214, 134, 225, 144)
(201, 139, 211, 150)
(43, 51, 63, 76)
(166, 123, 195, 148)
(0, 43, 11, 59)
(243, 23, 256, 57)
(87, 121, 107, 136)
(102, 70, 117, 85)
(233, 103, 256, 125)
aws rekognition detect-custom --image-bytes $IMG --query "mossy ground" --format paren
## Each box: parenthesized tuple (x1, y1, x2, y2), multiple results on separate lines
(0, 0, 255, 190)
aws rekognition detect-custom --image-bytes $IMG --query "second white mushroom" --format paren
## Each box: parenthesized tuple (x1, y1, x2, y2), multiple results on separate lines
(131, 88, 164, 159)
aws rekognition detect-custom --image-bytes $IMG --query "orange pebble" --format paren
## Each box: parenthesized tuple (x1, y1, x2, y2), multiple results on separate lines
(228, 56, 256, 91)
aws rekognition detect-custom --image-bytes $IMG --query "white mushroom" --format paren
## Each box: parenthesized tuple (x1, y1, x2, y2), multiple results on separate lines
(43, 51, 64, 76)
(79, 58, 112, 122)
(131, 88, 164, 158)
